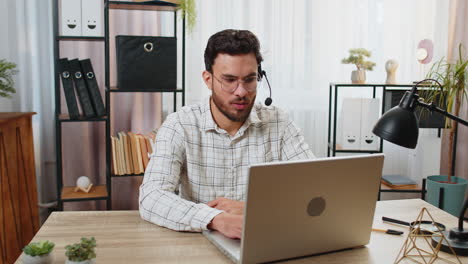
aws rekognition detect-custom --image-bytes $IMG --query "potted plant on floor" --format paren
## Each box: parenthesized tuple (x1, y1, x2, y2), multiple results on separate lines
(65, 237, 97, 264)
(0, 59, 17, 98)
(423, 43, 468, 216)
(22, 240, 55, 264)
(341, 48, 376, 84)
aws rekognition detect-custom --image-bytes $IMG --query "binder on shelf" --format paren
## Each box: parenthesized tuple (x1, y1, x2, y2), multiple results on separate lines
(60, 0, 82, 36)
(58, 58, 80, 119)
(79, 59, 106, 117)
(69, 59, 96, 118)
(81, 0, 103, 37)
(360, 98, 380, 151)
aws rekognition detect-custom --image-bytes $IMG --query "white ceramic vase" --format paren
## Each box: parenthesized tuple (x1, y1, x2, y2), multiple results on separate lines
(351, 70, 366, 84)
(22, 252, 54, 264)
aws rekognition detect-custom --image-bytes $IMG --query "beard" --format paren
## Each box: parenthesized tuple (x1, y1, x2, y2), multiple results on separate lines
(211, 89, 256, 123)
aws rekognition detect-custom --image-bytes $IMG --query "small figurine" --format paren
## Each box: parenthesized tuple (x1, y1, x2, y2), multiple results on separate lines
(385, 59, 398, 84)
(74, 176, 93, 193)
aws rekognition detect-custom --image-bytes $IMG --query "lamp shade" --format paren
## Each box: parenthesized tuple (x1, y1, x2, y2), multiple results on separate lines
(372, 106, 419, 149)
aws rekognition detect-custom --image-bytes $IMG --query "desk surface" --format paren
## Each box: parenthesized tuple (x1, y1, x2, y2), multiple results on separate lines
(16, 199, 466, 263)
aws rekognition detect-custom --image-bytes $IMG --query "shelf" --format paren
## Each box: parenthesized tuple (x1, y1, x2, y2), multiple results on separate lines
(57, 36, 105, 41)
(329, 83, 434, 87)
(335, 149, 381, 154)
(61, 185, 109, 201)
(111, 173, 144, 177)
(108, 87, 183, 93)
(380, 183, 423, 193)
(108, 1, 178, 11)
(58, 114, 108, 122)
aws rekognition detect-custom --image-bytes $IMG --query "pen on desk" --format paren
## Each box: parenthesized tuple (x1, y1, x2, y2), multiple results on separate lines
(372, 228, 404, 235)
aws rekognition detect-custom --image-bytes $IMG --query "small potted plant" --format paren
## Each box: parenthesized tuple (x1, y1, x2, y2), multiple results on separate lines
(0, 59, 17, 98)
(341, 48, 376, 84)
(64, 237, 97, 264)
(22, 240, 55, 264)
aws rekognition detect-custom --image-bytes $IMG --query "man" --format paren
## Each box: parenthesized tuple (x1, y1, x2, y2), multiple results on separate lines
(139, 29, 314, 239)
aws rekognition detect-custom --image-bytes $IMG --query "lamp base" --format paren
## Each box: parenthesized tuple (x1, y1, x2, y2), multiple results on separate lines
(431, 228, 468, 256)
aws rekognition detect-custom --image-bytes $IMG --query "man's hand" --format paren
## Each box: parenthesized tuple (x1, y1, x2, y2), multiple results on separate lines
(207, 197, 245, 215)
(208, 212, 243, 239)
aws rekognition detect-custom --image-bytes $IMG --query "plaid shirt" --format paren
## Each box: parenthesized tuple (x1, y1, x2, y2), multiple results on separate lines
(139, 97, 314, 232)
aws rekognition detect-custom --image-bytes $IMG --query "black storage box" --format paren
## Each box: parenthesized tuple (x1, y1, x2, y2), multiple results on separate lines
(116, 35, 177, 90)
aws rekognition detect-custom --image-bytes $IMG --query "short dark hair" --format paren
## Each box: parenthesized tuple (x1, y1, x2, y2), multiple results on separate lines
(204, 29, 263, 72)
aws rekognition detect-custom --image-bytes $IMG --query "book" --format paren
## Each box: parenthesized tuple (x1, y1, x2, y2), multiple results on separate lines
(118, 132, 128, 175)
(79, 59, 106, 116)
(58, 58, 80, 119)
(134, 135, 144, 174)
(145, 136, 153, 155)
(139, 135, 149, 170)
(381, 175, 418, 189)
(124, 132, 134, 174)
(111, 136, 118, 175)
(127, 132, 140, 174)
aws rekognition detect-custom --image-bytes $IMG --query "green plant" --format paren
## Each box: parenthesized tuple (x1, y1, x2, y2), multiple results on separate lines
(65, 237, 97, 262)
(23, 240, 55, 257)
(341, 48, 376, 71)
(424, 43, 468, 182)
(0, 59, 18, 98)
(178, 0, 196, 33)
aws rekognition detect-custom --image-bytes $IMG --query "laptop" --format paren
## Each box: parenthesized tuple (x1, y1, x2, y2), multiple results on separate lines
(203, 154, 384, 264)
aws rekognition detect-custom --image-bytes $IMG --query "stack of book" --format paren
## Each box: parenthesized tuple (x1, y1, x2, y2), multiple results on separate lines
(111, 131, 156, 176)
(381, 175, 418, 189)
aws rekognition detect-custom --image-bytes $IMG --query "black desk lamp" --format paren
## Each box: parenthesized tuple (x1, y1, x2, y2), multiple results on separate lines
(372, 79, 468, 255)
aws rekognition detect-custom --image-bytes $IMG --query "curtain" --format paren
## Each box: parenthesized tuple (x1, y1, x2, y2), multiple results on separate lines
(186, 0, 449, 190)
(440, 0, 468, 182)
(0, 0, 56, 221)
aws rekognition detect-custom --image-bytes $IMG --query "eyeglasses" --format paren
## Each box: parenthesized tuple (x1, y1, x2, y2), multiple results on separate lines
(212, 73, 259, 93)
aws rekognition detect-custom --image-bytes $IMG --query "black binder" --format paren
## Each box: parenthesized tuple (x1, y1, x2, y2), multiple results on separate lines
(58, 58, 80, 119)
(79, 59, 106, 117)
(69, 59, 96, 118)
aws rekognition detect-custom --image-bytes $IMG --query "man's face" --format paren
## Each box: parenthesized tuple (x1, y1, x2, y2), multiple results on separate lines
(205, 53, 258, 123)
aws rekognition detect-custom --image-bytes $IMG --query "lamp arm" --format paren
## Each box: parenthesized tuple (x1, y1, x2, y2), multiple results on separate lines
(417, 101, 468, 126)
(417, 100, 468, 231)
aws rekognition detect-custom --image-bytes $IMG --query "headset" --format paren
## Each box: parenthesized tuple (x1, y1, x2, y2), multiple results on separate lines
(258, 64, 273, 106)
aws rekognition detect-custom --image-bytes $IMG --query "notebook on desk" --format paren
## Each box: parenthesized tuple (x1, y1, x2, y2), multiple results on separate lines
(203, 154, 385, 264)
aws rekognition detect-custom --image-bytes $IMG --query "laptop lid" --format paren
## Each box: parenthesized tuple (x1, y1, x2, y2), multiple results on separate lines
(240, 154, 384, 264)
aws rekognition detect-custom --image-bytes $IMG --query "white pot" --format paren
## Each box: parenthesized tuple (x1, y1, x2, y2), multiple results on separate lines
(65, 259, 95, 264)
(22, 252, 54, 264)
(351, 70, 366, 84)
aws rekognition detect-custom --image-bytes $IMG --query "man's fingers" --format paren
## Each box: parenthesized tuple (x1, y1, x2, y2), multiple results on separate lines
(207, 197, 223, 207)
(207, 200, 217, 207)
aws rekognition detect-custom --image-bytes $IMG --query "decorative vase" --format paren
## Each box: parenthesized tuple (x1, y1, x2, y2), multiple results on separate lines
(385, 59, 398, 84)
(22, 252, 54, 264)
(426, 175, 468, 217)
(351, 70, 366, 84)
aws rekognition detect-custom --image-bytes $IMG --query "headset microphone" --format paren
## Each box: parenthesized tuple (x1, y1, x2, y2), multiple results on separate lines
(262, 70, 273, 106)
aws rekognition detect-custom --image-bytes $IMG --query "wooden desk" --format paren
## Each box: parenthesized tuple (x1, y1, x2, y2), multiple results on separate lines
(16, 199, 467, 263)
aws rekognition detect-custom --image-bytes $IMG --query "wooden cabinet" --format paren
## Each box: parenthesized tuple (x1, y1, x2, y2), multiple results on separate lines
(0, 112, 39, 264)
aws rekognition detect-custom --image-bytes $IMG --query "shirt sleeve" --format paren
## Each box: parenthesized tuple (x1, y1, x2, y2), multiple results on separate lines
(139, 114, 223, 232)
(280, 118, 316, 161)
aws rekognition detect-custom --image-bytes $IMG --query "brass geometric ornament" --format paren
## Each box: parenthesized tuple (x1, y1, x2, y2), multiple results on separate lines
(394, 207, 462, 264)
